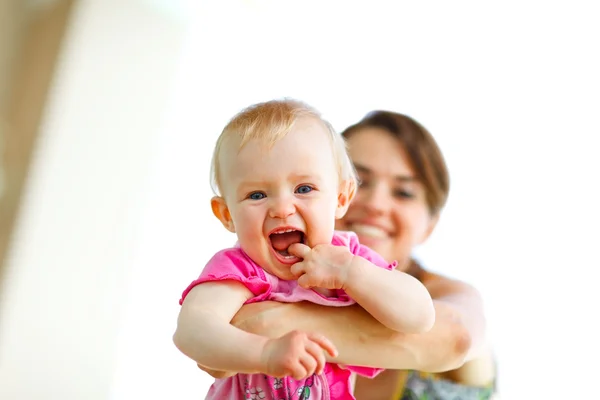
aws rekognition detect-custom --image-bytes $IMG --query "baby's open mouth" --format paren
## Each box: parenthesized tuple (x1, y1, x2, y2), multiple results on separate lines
(269, 229, 304, 257)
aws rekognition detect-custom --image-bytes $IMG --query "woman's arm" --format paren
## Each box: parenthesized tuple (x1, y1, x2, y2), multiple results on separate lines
(352, 272, 494, 399)
(232, 295, 473, 372)
(418, 271, 495, 384)
(232, 270, 488, 373)
(420, 270, 488, 363)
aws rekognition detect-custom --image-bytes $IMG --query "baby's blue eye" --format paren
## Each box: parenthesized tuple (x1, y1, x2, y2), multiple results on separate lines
(249, 192, 266, 200)
(296, 185, 313, 194)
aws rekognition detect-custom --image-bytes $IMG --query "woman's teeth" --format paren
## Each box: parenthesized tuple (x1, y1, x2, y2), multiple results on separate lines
(351, 224, 388, 238)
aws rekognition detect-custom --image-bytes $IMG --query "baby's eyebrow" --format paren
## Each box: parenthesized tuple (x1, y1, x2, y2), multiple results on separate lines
(239, 180, 266, 187)
(289, 173, 321, 182)
(236, 181, 266, 193)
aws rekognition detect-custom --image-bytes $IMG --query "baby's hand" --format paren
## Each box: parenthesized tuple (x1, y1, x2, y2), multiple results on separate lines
(261, 330, 337, 380)
(288, 243, 355, 290)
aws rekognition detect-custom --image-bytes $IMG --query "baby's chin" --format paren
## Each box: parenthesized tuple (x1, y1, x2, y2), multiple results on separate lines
(260, 257, 299, 280)
(264, 267, 297, 282)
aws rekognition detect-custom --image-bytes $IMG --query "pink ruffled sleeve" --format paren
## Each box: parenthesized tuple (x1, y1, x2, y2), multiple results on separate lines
(344, 365, 384, 378)
(179, 248, 272, 305)
(325, 364, 383, 397)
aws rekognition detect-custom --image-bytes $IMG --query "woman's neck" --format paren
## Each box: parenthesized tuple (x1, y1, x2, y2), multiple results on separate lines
(398, 259, 425, 281)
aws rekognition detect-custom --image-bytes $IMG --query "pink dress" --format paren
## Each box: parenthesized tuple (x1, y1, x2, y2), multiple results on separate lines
(179, 231, 397, 400)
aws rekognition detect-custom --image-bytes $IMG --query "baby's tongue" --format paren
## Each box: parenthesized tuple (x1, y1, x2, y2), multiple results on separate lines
(270, 231, 303, 253)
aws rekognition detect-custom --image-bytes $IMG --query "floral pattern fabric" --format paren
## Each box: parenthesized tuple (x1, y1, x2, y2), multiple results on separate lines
(399, 371, 495, 400)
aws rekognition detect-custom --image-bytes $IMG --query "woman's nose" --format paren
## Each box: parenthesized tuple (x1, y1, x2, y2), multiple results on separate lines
(360, 184, 391, 215)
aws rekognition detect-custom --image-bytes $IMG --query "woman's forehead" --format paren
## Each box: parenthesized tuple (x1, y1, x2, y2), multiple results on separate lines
(346, 128, 415, 177)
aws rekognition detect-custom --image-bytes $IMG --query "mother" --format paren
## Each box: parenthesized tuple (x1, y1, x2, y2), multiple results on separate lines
(180, 110, 497, 399)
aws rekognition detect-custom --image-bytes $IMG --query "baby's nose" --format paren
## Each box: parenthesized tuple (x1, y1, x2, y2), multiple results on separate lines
(268, 197, 295, 219)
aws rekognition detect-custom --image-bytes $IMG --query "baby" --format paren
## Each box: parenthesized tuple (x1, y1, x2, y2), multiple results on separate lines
(174, 99, 435, 399)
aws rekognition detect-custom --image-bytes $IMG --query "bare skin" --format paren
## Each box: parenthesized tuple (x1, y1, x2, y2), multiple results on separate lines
(352, 268, 495, 399)
(231, 265, 495, 376)
(230, 265, 495, 400)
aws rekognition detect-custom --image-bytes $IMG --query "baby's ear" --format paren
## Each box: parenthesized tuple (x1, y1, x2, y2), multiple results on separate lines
(335, 180, 356, 219)
(211, 196, 235, 232)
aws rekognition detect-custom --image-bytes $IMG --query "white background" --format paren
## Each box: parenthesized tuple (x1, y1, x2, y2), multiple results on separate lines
(1, 1, 599, 399)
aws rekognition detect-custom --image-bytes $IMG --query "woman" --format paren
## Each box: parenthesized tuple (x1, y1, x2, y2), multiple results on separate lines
(230, 111, 496, 399)
(178, 111, 496, 399)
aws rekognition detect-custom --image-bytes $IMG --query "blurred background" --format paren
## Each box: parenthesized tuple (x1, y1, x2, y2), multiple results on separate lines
(1, 0, 599, 399)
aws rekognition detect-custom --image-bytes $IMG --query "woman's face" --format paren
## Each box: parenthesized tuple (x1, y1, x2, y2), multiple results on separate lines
(336, 127, 438, 270)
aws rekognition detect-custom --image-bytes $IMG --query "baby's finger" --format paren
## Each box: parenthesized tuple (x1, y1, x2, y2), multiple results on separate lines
(289, 359, 310, 381)
(297, 353, 318, 379)
(287, 242, 311, 259)
(290, 261, 305, 277)
(308, 333, 338, 358)
(297, 273, 314, 289)
(305, 340, 327, 375)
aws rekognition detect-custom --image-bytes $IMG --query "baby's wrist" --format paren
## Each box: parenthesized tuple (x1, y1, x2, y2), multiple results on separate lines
(258, 336, 275, 375)
(343, 255, 364, 290)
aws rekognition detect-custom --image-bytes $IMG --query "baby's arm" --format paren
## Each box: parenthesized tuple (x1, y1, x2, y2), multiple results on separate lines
(343, 257, 435, 333)
(173, 280, 337, 379)
(288, 242, 435, 334)
(173, 280, 268, 374)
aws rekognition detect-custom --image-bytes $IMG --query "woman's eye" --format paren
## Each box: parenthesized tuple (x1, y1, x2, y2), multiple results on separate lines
(393, 189, 414, 199)
(248, 192, 266, 200)
(296, 185, 313, 194)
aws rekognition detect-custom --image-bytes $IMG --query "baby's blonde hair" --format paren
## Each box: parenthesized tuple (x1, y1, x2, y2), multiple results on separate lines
(210, 98, 357, 196)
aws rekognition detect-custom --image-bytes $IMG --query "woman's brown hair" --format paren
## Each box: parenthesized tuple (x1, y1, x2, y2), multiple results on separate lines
(341, 111, 450, 215)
